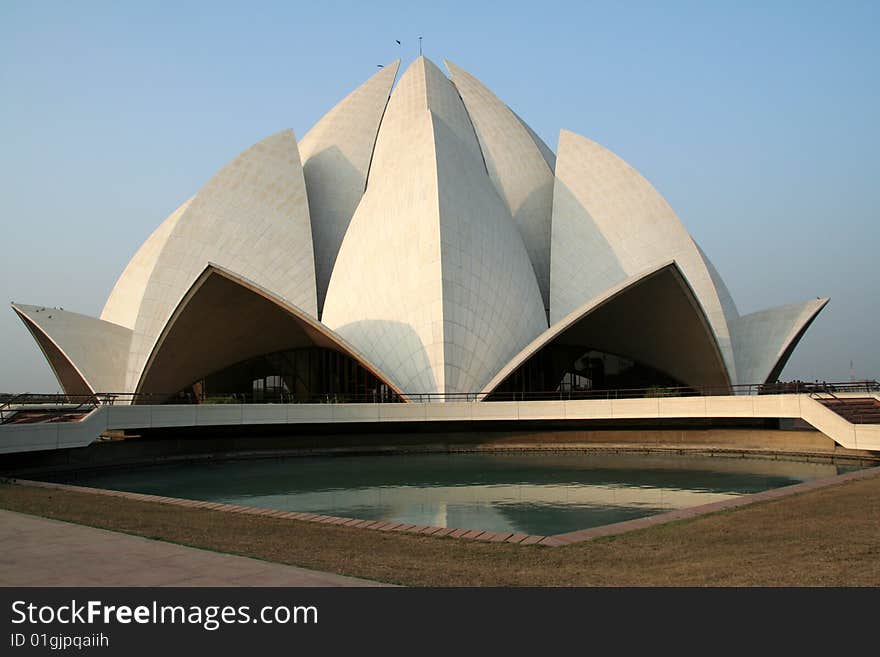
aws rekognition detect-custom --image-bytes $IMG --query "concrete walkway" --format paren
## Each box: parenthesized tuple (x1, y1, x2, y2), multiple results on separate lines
(0, 510, 387, 587)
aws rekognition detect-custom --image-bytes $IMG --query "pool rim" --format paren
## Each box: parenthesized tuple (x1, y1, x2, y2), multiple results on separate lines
(5, 451, 879, 548)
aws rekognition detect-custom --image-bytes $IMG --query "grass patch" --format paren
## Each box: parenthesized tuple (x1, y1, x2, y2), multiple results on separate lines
(1, 476, 879, 586)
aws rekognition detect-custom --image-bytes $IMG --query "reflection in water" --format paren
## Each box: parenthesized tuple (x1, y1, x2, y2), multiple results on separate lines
(51, 452, 858, 536)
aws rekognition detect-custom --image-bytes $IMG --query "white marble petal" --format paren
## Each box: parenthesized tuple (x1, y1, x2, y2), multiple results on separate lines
(732, 298, 829, 385)
(322, 57, 546, 396)
(13, 304, 132, 394)
(299, 61, 400, 316)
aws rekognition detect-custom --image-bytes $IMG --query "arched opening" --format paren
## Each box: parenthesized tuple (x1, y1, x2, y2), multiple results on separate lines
(485, 263, 730, 399)
(180, 346, 399, 404)
(136, 265, 404, 404)
(491, 346, 689, 399)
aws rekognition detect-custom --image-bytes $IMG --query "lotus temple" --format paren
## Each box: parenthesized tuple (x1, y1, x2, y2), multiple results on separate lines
(3, 56, 879, 555)
(10, 56, 831, 405)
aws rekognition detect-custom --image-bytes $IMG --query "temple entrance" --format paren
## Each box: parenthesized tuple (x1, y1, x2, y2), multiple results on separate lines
(179, 347, 400, 404)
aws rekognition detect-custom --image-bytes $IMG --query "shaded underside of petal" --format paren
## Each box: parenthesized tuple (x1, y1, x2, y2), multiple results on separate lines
(136, 265, 405, 402)
(485, 262, 730, 394)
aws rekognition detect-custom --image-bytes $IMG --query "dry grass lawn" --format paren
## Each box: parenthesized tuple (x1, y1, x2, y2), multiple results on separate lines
(1, 475, 878, 586)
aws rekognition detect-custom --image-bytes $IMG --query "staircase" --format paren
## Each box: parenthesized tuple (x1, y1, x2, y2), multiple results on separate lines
(1, 409, 92, 425)
(0, 393, 99, 425)
(818, 397, 880, 424)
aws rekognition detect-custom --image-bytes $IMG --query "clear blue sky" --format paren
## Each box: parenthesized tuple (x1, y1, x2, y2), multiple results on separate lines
(1, 0, 877, 391)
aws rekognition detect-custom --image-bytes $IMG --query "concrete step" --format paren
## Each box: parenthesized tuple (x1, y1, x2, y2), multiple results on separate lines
(819, 397, 880, 424)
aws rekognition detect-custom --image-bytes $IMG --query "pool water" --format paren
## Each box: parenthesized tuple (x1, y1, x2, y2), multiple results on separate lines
(51, 452, 857, 536)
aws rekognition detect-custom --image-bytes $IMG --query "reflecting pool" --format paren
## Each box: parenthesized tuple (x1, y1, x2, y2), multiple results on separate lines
(51, 452, 858, 536)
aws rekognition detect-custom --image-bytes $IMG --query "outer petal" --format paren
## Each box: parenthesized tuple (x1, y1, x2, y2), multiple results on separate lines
(484, 262, 730, 394)
(550, 129, 736, 379)
(732, 298, 829, 385)
(126, 130, 317, 392)
(136, 265, 404, 402)
(299, 61, 400, 316)
(12, 304, 132, 394)
(100, 198, 193, 329)
(446, 60, 554, 311)
(322, 57, 546, 395)
(695, 242, 830, 385)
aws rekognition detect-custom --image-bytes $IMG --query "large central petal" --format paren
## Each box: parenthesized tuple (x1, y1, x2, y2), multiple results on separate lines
(321, 57, 547, 395)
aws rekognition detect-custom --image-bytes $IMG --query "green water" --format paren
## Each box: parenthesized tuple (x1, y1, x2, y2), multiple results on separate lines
(51, 452, 858, 536)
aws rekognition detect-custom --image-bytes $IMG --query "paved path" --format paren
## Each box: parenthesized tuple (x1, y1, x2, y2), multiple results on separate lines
(0, 510, 387, 587)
